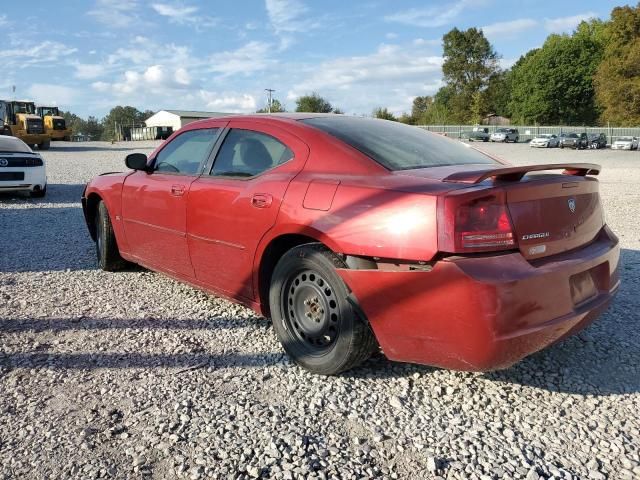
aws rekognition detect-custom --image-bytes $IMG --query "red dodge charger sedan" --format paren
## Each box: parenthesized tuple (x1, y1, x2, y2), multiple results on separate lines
(82, 114, 620, 374)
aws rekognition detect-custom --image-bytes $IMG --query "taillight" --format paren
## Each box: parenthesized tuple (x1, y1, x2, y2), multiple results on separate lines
(438, 192, 518, 253)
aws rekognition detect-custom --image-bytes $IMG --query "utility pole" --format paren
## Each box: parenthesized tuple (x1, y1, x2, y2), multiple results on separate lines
(265, 88, 275, 113)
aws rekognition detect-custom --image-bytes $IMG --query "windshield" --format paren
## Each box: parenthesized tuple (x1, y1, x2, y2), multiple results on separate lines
(0, 136, 32, 153)
(301, 116, 497, 171)
(618, 137, 633, 141)
(495, 128, 508, 133)
(40, 107, 59, 116)
(567, 133, 579, 138)
(13, 102, 36, 114)
(537, 134, 551, 139)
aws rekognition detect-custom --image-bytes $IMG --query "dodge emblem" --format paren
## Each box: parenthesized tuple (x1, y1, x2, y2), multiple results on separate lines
(0, 158, 8, 167)
(568, 198, 576, 213)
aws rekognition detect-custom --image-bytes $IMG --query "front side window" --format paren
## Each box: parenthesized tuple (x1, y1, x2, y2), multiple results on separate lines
(154, 128, 220, 175)
(210, 129, 294, 177)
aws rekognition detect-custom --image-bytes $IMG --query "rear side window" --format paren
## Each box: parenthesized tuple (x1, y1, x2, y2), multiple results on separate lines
(210, 129, 294, 177)
(154, 128, 220, 175)
(301, 117, 496, 171)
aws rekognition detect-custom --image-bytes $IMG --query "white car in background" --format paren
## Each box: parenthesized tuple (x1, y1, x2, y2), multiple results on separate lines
(0, 136, 47, 197)
(611, 136, 639, 150)
(530, 134, 560, 148)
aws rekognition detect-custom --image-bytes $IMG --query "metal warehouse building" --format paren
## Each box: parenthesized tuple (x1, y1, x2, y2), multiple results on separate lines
(144, 110, 231, 131)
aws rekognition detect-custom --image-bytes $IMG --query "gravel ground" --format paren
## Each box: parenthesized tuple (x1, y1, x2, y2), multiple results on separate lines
(0, 140, 638, 480)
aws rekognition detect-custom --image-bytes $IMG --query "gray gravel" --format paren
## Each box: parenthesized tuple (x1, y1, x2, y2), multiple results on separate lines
(1, 140, 639, 479)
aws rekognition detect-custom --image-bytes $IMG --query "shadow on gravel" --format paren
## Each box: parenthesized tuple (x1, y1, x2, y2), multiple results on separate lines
(0, 352, 276, 370)
(49, 145, 157, 152)
(0, 315, 270, 333)
(0, 183, 86, 205)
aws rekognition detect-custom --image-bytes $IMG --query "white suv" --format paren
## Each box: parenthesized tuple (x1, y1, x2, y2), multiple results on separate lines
(0, 135, 47, 197)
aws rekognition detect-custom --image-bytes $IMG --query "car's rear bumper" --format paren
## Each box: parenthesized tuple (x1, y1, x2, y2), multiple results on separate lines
(0, 167, 47, 193)
(337, 226, 620, 371)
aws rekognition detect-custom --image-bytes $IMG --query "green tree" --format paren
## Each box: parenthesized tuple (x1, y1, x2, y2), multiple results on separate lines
(508, 20, 604, 125)
(256, 99, 286, 113)
(441, 27, 500, 122)
(295, 93, 333, 113)
(85, 116, 104, 140)
(398, 112, 414, 124)
(372, 107, 397, 121)
(410, 96, 433, 124)
(594, 4, 640, 125)
(100, 106, 147, 140)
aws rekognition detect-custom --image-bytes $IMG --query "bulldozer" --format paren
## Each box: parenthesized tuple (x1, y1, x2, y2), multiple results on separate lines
(0, 100, 50, 150)
(37, 106, 72, 141)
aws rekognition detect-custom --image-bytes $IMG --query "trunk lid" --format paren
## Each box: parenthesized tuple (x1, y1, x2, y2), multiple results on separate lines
(504, 175, 603, 259)
(440, 163, 603, 260)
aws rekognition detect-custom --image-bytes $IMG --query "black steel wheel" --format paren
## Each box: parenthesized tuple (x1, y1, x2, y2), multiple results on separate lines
(269, 244, 377, 375)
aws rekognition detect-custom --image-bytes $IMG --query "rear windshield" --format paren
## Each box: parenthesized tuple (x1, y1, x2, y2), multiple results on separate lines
(0, 137, 32, 153)
(301, 117, 496, 170)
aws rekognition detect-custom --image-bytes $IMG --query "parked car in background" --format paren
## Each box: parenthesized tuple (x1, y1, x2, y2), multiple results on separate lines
(467, 126, 489, 142)
(490, 128, 519, 143)
(560, 133, 581, 149)
(0, 135, 46, 197)
(611, 136, 638, 150)
(82, 114, 619, 375)
(579, 133, 607, 150)
(530, 134, 560, 148)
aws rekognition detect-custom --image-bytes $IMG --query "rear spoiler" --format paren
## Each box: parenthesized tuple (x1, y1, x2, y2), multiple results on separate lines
(442, 163, 601, 184)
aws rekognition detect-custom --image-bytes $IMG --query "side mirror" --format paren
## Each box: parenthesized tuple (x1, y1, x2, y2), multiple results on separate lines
(125, 153, 148, 171)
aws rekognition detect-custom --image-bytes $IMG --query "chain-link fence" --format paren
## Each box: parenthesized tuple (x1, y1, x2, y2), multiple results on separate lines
(417, 125, 640, 143)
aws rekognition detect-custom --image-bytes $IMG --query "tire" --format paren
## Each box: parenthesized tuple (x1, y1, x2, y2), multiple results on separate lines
(30, 185, 46, 198)
(269, 244, 378, 375)
(95, 201, 126, 271)
(515, 137, 519, 143)
(39, 140, 50, 150)
(1, 127, 11, 136)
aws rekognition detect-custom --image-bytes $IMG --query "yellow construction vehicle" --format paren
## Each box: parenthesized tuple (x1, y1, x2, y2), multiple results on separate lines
(37, 106, 72, 141)
(0, 100, 50, 150)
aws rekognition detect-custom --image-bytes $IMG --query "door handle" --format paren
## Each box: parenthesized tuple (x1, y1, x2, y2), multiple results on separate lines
(171, 185, 185, 196)
(251, 193, 273, 208)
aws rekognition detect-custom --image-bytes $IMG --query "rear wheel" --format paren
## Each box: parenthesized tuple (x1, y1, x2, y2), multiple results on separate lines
(95, 201, 126, 271)
(269, 244, 377, 375)
(39, 140, 50, 150)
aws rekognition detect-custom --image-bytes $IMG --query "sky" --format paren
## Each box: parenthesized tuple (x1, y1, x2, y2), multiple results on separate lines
(0, 0, 624, 118)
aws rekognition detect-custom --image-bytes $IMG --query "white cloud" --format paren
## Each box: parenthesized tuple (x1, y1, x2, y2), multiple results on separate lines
(175, 68, 190, 85)
(384, 0, 478, 28)
(265, 0, 318, 48)
(199, 91, 257, 112)
(151, 2, 217, 29)
(27, 84, 76, 106)
(208, 41, 274, 77)
(91, 81, 110, 92)
(0, 14, 9, 26)
(288, 42, 443, 114)
(88, 0, 140, 28)
(482, 18, 538, 38)
(74, 63, 106, 79)
(545, 13, 597, 33)
(0, 41, 77, 68)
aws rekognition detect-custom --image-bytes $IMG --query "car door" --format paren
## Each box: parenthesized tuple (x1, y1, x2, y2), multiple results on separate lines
(121, 126, 224, 277)
(187, 121, 309, 300)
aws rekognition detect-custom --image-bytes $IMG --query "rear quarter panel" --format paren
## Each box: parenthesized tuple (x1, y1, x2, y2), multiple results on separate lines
(84, 173, 130, 253)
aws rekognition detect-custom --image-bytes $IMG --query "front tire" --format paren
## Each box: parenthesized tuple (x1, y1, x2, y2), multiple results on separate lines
(269, 244, 377, 375)
(95, 201, 126, 271)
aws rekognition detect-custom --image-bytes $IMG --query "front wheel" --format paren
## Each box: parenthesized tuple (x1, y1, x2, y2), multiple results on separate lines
(95, 201, 126, 271)
(269, 245, 377, 375)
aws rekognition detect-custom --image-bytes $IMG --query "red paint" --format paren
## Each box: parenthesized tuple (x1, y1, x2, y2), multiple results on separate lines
(83, 114, 620, 371)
